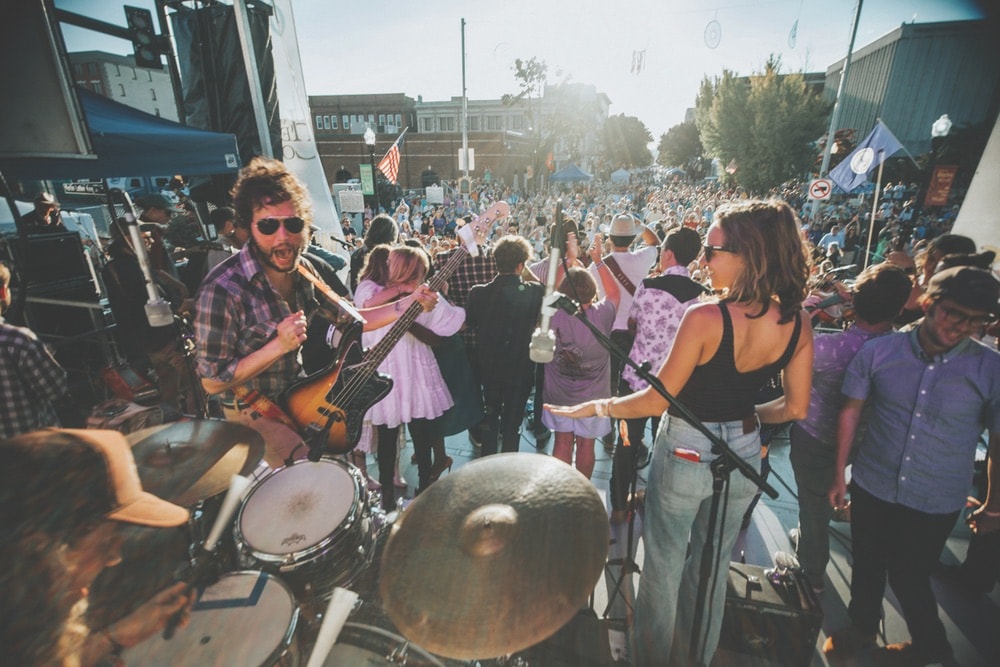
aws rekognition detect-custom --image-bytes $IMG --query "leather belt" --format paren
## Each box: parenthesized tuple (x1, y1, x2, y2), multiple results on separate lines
(741, 415, 758, 435)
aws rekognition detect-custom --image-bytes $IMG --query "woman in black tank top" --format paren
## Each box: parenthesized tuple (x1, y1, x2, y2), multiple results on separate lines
(547, 200, 814, 666)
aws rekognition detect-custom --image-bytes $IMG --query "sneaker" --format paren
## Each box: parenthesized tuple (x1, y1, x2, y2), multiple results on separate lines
(532, 425, 551, 448)
(873, 641, 952, 666)
(788, 526, 801, 552)
(822, 626, 877, 658)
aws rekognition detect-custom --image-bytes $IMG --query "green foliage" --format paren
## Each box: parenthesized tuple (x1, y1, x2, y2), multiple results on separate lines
(657, 121, 703, 167)
(502, 57, 548, 109)
(695, 55, 830, 192)
(601, 114, 653, 168)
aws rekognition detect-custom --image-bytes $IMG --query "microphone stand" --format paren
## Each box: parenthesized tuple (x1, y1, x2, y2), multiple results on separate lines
(550, 294, 777, 667)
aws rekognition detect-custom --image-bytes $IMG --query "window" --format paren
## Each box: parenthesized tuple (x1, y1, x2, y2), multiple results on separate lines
(421, 117, 434, 132)
(510, 114, 524, 130)
(117, 83, 126, 97)
(316, 115, 323, 130)
(378, 114, 386, 126)
(439, 117, 455, 131)
(154, 108, 160, 117)
(467, 116, 480, 131)
(486, 115, 504, 131)
(323, 115, 331, 130)
(395, 114, 402, 127)
(368, 113, 374, 123)
(150, 88, 157, 101)
(342, 115, 349, 129)
(114, 64, 121, 76)
(88, 63, 97, 75)
(330, 115, 338, 129)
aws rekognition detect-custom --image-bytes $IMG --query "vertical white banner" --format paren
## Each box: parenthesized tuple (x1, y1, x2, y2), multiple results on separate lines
(269, 0, 345, 252)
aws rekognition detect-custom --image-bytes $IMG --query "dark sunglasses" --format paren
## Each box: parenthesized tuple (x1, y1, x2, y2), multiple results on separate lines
(702, 243, 735, 261)
(256, 216, 306, 235)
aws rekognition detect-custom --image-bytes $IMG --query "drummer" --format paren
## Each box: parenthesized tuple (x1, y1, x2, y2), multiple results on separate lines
(0, 428, 194, 666)
(194, 157, 438, 467)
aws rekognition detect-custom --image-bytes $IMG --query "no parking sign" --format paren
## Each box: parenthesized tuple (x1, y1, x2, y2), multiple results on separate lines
(808, 178, 833, 200)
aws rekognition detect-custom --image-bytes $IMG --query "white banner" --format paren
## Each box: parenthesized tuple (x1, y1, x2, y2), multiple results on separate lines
(268, 0, 345, 253)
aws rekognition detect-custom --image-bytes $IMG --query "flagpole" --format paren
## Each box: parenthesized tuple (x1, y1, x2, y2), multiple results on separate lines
(864, 151, 886, 270)
(811, 0, 863, 223)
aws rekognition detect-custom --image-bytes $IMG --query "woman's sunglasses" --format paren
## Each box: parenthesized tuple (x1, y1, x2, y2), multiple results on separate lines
(256, 216, 306, 235)
(702, 243, 735, 261)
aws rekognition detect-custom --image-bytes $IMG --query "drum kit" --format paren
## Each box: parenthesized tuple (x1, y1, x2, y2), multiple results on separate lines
(87, 420, 610, 666)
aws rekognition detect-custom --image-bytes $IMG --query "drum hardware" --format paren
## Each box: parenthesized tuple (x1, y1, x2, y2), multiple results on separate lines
(379, 453, 610, 660)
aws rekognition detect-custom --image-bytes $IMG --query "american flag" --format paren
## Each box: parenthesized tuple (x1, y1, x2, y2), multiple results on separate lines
(377, 128, 408, 184)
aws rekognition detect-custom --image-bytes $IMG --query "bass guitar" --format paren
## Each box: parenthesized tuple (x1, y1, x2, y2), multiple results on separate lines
(281, 201, 509, 454)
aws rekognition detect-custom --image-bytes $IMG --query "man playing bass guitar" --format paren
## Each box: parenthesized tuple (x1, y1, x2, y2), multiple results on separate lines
(194, 157, 436, 467)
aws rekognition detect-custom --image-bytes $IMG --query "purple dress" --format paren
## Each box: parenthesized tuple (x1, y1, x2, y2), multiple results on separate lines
(541, 299, 616, 438)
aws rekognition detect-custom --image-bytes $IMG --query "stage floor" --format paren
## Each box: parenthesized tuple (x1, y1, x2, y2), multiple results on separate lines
(380, 421, 1000, 666)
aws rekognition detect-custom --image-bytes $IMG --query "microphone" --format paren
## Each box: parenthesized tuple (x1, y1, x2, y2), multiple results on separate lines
(530, 201, 563, 364)
(115, 190, 174, 328)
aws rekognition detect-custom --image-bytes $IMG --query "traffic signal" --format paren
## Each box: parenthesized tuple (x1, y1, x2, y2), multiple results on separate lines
(124, 5, 162, 69)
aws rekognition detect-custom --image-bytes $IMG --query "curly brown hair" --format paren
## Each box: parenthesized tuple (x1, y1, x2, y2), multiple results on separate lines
(715, 199, 810, 323)
(230, 157, 313, 230)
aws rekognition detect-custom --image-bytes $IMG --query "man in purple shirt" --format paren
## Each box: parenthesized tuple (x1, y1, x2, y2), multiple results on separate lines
(825, 266, 1000, 665)
(789, 264, 911, 592)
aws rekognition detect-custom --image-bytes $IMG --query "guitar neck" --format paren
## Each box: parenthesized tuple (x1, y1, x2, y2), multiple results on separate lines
(364, 245, 470, 366)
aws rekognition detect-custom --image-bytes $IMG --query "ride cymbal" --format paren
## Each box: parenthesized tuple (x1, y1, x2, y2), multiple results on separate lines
(379, 453, 609, 660)
(128, 420, 264, 506)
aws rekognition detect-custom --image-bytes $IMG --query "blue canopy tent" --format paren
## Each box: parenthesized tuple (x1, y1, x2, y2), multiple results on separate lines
(549, 163, 593, 183)
(0, 88, 241, 179)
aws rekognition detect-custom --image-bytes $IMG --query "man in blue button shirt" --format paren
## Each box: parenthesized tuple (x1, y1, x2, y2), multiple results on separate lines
(824, 266, 1000, 666)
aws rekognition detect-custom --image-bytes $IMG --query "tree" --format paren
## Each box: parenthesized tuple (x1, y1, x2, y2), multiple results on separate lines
(657, 122, 703, 167)
(696, 56, 830, 192)
(602, 114, 653, 168)
(502, 57, 548, 123)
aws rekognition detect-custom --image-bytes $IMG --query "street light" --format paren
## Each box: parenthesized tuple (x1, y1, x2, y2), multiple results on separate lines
(364, 126, 380, 213)
(923, 114, 953, 211)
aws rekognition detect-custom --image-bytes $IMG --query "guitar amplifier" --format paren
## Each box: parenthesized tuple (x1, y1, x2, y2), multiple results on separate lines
(717, 562, 823, 666)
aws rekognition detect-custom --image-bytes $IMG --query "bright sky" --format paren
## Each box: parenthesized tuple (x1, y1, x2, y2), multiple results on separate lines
(58, 0, 988, 141)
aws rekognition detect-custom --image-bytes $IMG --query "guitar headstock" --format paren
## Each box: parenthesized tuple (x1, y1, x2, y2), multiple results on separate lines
(456, 201, 510, 256)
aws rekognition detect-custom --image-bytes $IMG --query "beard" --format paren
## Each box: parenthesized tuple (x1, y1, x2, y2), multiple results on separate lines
(250, 235, 307, 273)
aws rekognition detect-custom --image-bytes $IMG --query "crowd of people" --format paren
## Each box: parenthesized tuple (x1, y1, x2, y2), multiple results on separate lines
(1, 157, 998, 666)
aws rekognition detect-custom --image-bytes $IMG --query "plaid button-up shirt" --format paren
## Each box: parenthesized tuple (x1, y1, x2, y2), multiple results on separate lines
(0, 319, 67, 439)
(434, 243, 496, 351)
(194, 246, 320, 399)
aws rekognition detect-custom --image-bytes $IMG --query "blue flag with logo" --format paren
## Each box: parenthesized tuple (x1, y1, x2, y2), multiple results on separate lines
(829, 120, 904, 193)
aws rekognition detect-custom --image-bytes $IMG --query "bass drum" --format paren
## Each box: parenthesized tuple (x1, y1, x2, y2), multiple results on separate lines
(235, 457, 380, 602)
(124, 571, 299, 666)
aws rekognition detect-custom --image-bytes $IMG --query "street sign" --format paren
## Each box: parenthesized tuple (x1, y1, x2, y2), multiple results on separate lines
(808, 178, 833, 200)
(359, 164, 374, 195)
(338, 190, 364, 213)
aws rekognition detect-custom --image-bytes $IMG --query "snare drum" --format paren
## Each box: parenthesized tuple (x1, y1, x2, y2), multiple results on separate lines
(235, 458, 377, 601)
(125, 571, 299, 666)
(323, 622, 446, 666)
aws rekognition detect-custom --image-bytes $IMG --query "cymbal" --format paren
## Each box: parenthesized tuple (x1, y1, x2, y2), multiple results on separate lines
(379, 453, 609, 660)
(128, 420, 264, 506)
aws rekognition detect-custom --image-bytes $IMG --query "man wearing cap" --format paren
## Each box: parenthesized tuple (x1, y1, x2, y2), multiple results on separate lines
(825, 266, 1000, 665)
(19, 191, 66, 235)
(0, 428, 193, 666)
(589, 213, 659, 450)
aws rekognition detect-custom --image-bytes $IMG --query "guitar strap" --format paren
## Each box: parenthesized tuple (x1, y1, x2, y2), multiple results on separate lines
(231, 385, 299, 432)
(603, 256, 637, 296)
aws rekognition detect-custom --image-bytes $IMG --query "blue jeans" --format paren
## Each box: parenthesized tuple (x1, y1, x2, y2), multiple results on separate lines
(632, 415, 761, 667)
(788, 423, 837, 579)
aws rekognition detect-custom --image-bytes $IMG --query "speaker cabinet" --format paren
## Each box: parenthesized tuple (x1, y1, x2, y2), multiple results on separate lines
(717, 562, 823, 666)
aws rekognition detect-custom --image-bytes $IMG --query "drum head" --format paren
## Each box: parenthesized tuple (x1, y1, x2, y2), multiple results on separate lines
(125, 571, 296, 666)
(240, 460, 357, 555)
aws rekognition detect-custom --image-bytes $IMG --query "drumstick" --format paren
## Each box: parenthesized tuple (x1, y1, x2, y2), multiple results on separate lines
(164, 474, 251, 639)
(305, 587, 359, 667)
